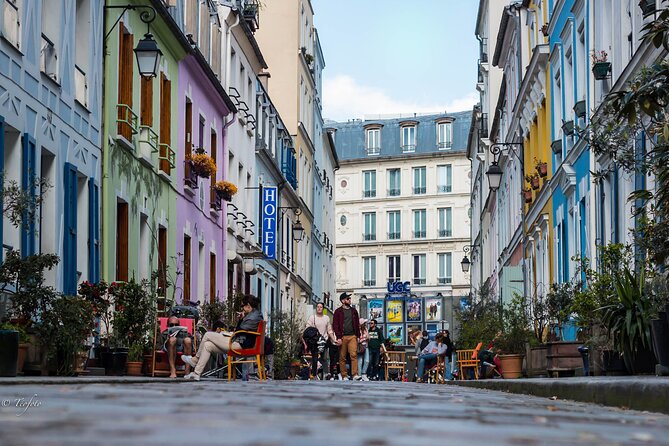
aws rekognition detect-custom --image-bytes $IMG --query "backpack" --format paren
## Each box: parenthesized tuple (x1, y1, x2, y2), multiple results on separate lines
(302, 326, 320, 348)
(420, 337, 430, 351)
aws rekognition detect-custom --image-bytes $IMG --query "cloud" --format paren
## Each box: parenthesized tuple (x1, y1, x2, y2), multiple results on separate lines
(322, 74, 479, 121)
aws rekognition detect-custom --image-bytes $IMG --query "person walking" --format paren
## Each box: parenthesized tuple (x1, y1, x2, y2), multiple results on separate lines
(304, 302, 336, 380)
(366, 319, 385, 380)
(332, 292, 361, 380)
(357, 318, 370, 380)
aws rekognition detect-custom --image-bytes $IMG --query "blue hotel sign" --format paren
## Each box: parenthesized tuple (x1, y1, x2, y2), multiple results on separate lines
(262, 187, 278, 259)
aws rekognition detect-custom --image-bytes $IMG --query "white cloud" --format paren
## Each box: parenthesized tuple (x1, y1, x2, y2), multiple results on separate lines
(322, 74, 479, 121)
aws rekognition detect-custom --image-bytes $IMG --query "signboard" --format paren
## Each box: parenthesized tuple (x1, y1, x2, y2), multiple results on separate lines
(261, 187, 277, 259)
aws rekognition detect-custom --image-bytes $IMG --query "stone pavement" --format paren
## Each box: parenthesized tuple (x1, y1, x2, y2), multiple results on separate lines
(2, 380, 669, 446)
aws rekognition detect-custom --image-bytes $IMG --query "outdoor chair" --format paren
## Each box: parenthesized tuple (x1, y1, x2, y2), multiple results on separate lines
(227, 320, 266, 381)
(456, 342, 482, 380)
(151, 317, 196, 377)
(381, 344, 406, 381)
(427, 354, 446, 384)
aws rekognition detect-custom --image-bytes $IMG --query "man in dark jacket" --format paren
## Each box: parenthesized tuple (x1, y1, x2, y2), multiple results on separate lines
(366, 319, 385, 380)
(332, 292, 361, 380)
(182, 295, 263, 380)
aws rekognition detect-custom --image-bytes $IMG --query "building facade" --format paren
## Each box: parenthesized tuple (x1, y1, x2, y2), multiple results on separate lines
(332, 112, 472, 343)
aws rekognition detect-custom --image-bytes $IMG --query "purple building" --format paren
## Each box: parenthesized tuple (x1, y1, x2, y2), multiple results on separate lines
(176, 51, 236, 305)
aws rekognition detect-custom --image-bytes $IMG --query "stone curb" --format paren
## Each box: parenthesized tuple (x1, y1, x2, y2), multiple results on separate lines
(0, 377, 191, 385)
(447, 378, 669, 415)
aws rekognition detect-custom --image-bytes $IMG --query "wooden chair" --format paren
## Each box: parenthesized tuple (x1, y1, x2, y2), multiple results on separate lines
(151, 317, 196, 377)
(227, 320, 266, 381)
(381, 344, 406, 381)
(456, 342, 482, 380)
(428, 354, 446, 384)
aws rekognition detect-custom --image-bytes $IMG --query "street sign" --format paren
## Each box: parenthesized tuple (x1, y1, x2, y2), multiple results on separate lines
(261, 187, 277, 259)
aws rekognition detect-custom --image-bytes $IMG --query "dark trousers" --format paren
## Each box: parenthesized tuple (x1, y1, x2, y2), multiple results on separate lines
(309, 343, 321, 378)
(328, 341, 339, 375)
(368, 348, 381, 379)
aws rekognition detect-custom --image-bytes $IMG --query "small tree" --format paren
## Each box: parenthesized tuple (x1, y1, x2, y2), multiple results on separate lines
(497, 294, 532, 354)
(269, 308, 304, 379)
(455, 283, 501, 349)
(546, 282, 577, 341)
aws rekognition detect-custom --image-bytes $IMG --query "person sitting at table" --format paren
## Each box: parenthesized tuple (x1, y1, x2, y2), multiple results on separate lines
(415, 332, 447, 383)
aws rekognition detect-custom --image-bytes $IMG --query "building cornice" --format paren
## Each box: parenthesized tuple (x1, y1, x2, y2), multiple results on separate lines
(336, 237, 470, 250)
(510, 44, 549, 140)
(338, 149, 468, 165)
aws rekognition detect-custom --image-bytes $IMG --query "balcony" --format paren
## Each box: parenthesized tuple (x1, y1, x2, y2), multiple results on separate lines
(413, 186, 426, 195)
(138, 125, 159, 166)
(388, 188, 400, 196)
(438, 229, 452, 238)
(401, 144, 416, 153)
(437, 140, 452, 150)
(363, 233, 376, 241)
(366, 146, 380, 156)
(363, 280, 376, 287)
(412, 231, 426, 239)
(3, 0, 20, 49)
(116, 104, 138, 144)
(363, 190, 376, 198)
(158, 143, 175, 176)
(387, 232, 400, 240)
(74, 65, 87, 107)
(242, 0, 259, 31)
(437, 185, 451, 193)
(438, 277, 452, 285)
(413, 278, 426, 285)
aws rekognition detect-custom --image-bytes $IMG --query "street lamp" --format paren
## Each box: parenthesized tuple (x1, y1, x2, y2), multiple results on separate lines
(486, 161, 503, 191)
(461, 245, 478, 273)
(279, 207, 306, 242)
(105, 5, 162, 78)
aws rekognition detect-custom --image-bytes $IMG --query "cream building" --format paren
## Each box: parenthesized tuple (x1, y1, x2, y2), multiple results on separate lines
(331, 112, 472, 342)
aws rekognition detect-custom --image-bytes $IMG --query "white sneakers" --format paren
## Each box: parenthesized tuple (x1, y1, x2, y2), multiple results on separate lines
(361, 375, 370, 381)
(183, 372, 200, 381)
(353, 375, 362, 381)
(181, 355, 197, 368)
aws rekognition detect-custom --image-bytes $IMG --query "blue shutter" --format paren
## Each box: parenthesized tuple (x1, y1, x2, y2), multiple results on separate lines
(21, 133, 36, 257)
(63, 163, 78, 295)
(0, 116, 4, 259)
(88, 178, 99, 283)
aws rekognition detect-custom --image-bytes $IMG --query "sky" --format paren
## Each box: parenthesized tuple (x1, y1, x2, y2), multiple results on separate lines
(313, 0, 481, 122)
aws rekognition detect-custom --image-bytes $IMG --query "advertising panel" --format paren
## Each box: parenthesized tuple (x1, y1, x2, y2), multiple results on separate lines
(386, 300, 403, 323)
(425, 297, 443, 322)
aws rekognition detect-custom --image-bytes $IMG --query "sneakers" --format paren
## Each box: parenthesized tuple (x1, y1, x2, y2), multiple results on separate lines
(324, 373, 332, 381)
(342, 376, 350, 381)
(353, 375, 362, 381)
(337, 373, 343, 381)
(361, 375, 369, 381)
(181, 355, 197, 368)
(183, 372, 200, 381)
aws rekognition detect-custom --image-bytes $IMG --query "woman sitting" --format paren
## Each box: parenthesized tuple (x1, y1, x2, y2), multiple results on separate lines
(415, 333, 447, 382)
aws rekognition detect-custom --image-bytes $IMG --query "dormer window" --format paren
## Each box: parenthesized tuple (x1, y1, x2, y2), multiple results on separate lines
(400, 121, 417, 152)
(364, 124, 382, 155)
(436, 119, 453, 150)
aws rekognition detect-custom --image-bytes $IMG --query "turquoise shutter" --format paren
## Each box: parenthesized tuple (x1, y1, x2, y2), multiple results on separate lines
(63, 163, 78, 295)
(88, 178, 100, 283)
(21, 133, 36, 257)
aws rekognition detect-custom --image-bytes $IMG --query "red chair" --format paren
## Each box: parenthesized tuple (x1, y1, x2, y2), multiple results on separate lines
(227, 320, 266, 381)
(151, 317, 196, 377)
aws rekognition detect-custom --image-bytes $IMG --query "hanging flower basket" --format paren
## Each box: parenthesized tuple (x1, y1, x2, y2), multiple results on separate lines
(523, 189, 533, 203)
(592, 62, 611, 80)
(212, 180, 238, 202)
(186, 152, 217, 178)
(536, 161, 548, 178)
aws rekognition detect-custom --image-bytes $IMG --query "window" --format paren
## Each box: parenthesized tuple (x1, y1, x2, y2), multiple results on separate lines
(117, 23, 134, 140)
(363, 170, 376, 198)
(413, 254, 426, 285)
(41, 0, 60, 82)
(413, 167, 426, 194)
(183, 235, 191, 303)
(401, 125, 416, 152)
(74, 0, 90, 106)
(437, 165, 452, 193)
(388, 255, 401, 282)
(363, 256, 376, 286)
(438, 208, 452, 237)
(437, 122, 452, 149)
(363, 212, 376, 241)
(387, 168, 400, 196)
(116, 202, 128, 282)
(3, 0, 21, 49)
(366, 128, 380, 155)
(387, 210, 400, 239)
(438, 253, 452, 284)
(413, 209, 426, 239)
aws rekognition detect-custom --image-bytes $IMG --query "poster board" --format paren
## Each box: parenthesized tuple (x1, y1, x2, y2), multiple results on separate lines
(367, 299, 384, 323)
(386, 324, 404, 345)
(386, 300, 403, 323)
(406, 297, 422, 322)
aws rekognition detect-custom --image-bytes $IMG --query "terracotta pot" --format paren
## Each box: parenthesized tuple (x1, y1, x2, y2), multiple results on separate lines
(499, 354, 524, 379)
(143, 354, 153, 376)
(536, 162, 548, 177)
(531, 177, 540, 190)
(17, 343, 29, 373)
(126, 361, 143, 376)
(523, 191, 533, 203)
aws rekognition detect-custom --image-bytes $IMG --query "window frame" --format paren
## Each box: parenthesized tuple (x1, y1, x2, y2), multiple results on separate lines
(412, 254, 426, 285)
(363, 212, 376, 241)
(363, 169, 376, 198)
(366, 128, 381, 155)
(437, 122, 452, 150)
(438, 207, 452, 237)
(438, 253, 452, 284)
(363, 256, 377, 286)
(412, 166, 426, 195)
(437, 164, 452, 193)
(412, 209, 426, 239)
(401, 125, 416, 152)
(387, 210, 401, 240)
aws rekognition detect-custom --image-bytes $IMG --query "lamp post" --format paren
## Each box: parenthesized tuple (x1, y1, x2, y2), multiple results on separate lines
(484, 141, 528, 304)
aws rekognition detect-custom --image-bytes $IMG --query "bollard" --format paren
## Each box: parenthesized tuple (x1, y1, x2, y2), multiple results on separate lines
(578, 345, 589, 376)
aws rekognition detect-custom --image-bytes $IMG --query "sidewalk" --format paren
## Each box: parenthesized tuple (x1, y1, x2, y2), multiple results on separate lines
(0, 376, 190, 385)
(448, 376, 669, 414)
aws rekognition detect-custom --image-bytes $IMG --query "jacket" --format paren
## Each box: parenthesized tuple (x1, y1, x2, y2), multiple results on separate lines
(233, 309, 263, 349)
(332, 305, 360, 339)
(367, 327, 385, 350)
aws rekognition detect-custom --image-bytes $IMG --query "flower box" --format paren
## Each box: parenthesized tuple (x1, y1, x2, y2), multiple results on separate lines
(523, 189, 533, 203)
(536, 162, 548, 177)
(639, 0, 656, 16)
(573, 100, 586, 118)
(530, 176, 540, 190)
(562, 120, 575, 136)
(551, 139, 562, 155)
(592, 62, 611, 80)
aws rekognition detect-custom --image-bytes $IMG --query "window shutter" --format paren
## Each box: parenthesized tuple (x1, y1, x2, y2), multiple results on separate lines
(63, 162, 78, 294)
(140, 77, 153, 126)
(88, 178, 99, 283)
(160, 73, 172, 174)
(21, 133, 36, 257)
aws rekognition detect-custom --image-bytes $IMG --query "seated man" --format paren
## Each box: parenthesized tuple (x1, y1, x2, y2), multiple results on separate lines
(415, 333, 447, 382)
(182, 295, 263, 381)
(161, 315, 194, 378)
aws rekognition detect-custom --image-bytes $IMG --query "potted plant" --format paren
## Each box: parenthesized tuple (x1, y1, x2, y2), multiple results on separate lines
(591, 50, 611, 80)
(522, 187, 533, 203)
(212, 180, 238, 203)
(562, 119, 575, 136)
(639, 0, 656, 16)
(496, 294, 532, 379)
(201, 300, 226, 329)
(534, 158, 548, 178)
(186, 148, 217, 179)
(126, 343, 144, 376)
(0, 322, 29, 374)
(525, 173, 540, 190)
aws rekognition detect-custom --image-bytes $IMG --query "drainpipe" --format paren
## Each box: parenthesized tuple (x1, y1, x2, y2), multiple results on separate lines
(225, 8, 240, 92)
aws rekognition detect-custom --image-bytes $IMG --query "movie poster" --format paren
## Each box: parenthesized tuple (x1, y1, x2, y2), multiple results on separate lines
(386, 300, 403, 323)
(406, 298, 422, 322)
(386, 324, 404, 345)
(407, 324, 423, 346)
(368, 299, 384, 323)
(425, 297, 443, 322)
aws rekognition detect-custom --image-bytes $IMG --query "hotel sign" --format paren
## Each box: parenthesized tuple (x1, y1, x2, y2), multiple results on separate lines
(262, 187, 277, 259)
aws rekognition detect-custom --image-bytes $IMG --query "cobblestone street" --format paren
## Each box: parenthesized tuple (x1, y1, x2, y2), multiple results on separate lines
(1, 380, 669, 445)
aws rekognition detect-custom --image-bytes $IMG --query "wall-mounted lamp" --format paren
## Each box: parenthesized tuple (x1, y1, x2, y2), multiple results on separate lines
(279, 207, 305, 242)
(461, 245, 479, 273)
(485, 142, 524, 191)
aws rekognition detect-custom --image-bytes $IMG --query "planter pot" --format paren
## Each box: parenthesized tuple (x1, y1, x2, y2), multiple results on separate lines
(536, 163, 548, 177)
(527, 345, 548, 377)
(126, 361, 143, 376)
(651, 314, 669, 367)
(498, 354, 524, 379)
(562, 120, 575, 136)
(602, 350, 627, 375)
(551, 139, 562, 155)
(623, 345, 656, 375)
(592, 62, 611, 80)
(639, 0, 656, 16)
(102, 347, 128, 376)
(546, 341, 582, 375)
(17, 343, 29, 374)
(0, 330, 19, 377)
(573, 100, 586, 118)
(523, 191, 533, 203)
(530, 177, 540, 190)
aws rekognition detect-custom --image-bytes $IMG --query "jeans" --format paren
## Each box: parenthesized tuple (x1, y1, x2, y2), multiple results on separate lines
(417, 353, 437, 379)
(358, 347, 369, 376)
(444, 356, 453, 380)
(368, 349, 381, 379)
